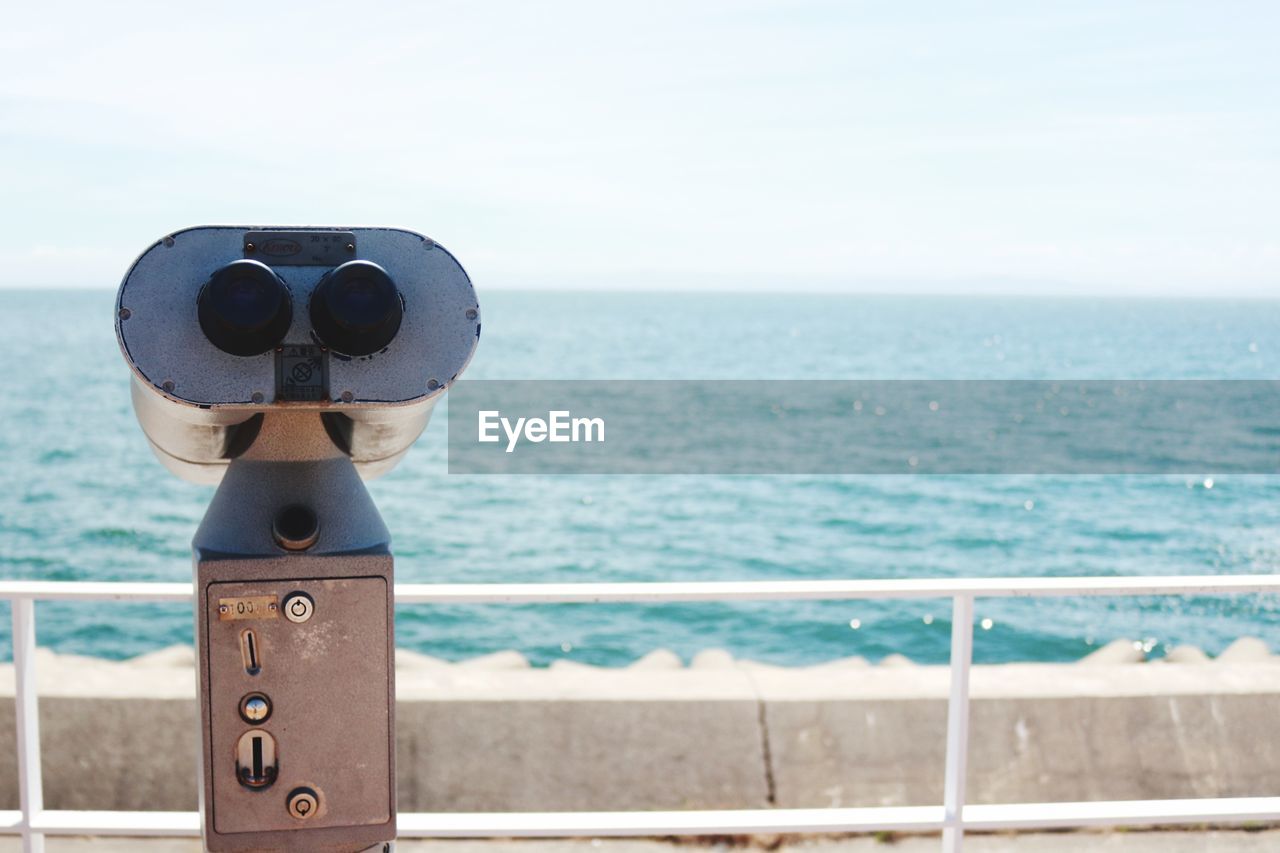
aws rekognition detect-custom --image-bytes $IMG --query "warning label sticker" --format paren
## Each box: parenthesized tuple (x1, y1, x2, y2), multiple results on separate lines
(275, 345, 328, 402)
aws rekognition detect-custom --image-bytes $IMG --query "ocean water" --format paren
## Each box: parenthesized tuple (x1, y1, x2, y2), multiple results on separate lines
(4, 289, 1280, 666)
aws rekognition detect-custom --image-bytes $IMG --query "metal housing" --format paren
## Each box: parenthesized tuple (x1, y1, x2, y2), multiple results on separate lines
(193, 413, 397, 851)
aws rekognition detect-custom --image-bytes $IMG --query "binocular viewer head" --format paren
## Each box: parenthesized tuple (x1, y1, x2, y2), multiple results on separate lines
(117, 226, 480, 483)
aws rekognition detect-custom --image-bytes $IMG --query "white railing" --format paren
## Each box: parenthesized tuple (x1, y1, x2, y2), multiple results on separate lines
(3, 575, 1280, 853)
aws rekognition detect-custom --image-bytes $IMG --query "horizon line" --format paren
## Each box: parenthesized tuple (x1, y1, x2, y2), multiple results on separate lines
(4, 284, 1280, 302)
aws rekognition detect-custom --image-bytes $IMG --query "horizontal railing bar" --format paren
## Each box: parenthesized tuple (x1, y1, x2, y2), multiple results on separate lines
(5, 798, 1280, 838)
(962, 796, 1280, 830)
(397, 806, 945, 836)
(0, 575, 1278, 605)
(0, 582, 192, 602)
(27, 810, 199, 835)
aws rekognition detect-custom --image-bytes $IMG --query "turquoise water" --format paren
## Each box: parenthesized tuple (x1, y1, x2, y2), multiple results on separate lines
(4, 289, 1280, 665)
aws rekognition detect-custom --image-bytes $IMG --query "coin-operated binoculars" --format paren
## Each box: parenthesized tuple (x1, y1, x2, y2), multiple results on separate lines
(116, 227, 479, 852)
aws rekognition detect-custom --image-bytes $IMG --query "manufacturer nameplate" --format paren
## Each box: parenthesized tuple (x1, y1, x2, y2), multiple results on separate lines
(244, 230, 356, 266)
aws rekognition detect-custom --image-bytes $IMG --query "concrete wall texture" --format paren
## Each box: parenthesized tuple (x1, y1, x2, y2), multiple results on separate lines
(1, 645, 1277, 813)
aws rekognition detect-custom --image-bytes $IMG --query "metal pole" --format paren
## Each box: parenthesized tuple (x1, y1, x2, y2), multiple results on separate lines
(13, 599, 45, 853)
(941, 594, 974, 853)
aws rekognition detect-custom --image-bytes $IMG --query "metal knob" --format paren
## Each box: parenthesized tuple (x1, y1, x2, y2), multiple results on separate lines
(287, 787, 320, 820)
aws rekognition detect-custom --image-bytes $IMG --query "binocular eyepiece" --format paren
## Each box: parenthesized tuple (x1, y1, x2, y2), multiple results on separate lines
(197, 259, 293, 356)
(198, 258, 404, 358)
(310, 260, 404, 357)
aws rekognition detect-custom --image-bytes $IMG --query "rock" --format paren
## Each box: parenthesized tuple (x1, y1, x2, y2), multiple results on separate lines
(806, 655, 871, 670)
(549, 659, 602, 672)
(33, 647, 101, 668)
(395, 649, 452, 670)
(129, 645, 196, 668)
(736, 659, 789, 672)
(1079, 639, 1144, 665)
(691, 648, 735, 669)
(627, 649, 683, 670)
(879, 653, 915, 668)
(457, 650, 530, 670)
(1163, 645, 1210, 664)
(1217, 637, 1271, 663)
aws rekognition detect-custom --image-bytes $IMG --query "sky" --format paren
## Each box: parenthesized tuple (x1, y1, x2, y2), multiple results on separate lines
(1, 1, 1277, 295)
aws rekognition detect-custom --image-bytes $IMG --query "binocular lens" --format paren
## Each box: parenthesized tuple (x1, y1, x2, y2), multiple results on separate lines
(198, 260, 293, 356)
(310, 261, 403, 356)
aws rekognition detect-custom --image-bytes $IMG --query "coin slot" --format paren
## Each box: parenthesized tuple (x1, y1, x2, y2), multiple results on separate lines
(236, 730, 278, 789)
(241, 629, 261, 675)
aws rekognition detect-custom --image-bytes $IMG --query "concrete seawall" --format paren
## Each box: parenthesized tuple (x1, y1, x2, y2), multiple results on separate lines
(1, 643, 1277, 813)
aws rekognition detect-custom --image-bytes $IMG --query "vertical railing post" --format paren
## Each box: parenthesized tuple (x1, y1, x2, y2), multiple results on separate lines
(12, 598, 45, 853)
(941, 593, 974, 853)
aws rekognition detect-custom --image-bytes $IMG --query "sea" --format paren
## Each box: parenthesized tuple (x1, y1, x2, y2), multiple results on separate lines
(4, 289, 1280, 666)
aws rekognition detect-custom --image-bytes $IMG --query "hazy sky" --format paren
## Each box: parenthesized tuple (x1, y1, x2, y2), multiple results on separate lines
(2, 2, 1277, 294)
